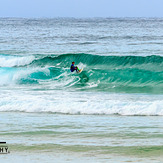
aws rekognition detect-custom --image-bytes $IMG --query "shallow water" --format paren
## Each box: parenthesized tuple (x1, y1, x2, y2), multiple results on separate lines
(1, 112, 163, 162)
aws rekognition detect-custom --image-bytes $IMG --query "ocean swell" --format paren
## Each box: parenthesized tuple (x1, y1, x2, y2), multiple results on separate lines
(0, 53, 163, 94)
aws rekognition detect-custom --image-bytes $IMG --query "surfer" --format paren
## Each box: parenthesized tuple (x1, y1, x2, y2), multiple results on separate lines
(70, 62, 80, 72)
(70, 62, 83, 73)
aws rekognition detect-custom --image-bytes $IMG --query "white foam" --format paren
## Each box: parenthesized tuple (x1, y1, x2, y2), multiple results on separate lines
(78, 62, 86, 69)
(0, 55, 35, 67)
(0, 90, 162, 116)
(0, 67, 49, 86)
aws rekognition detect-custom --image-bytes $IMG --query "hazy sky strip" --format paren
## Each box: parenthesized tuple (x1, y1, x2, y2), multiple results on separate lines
(0, 0, 163, 17)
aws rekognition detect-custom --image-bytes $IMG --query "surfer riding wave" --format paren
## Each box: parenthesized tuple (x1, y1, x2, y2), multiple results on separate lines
(70, 62, 80, 72)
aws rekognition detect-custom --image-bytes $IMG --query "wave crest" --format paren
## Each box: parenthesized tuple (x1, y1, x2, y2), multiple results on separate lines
(0, 53, 163, 93)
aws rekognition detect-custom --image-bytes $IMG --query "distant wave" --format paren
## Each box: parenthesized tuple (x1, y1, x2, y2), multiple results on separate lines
(0, 53, 163, 94)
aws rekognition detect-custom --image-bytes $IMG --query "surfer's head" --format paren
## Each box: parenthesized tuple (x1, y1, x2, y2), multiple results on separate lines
(72, 62, 75, 64)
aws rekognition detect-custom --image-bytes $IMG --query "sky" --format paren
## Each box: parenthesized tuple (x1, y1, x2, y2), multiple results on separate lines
(0, 0, 163, 18)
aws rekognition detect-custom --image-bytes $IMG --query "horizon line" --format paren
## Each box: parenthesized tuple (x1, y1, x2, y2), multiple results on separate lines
(0, 16, 163, 19)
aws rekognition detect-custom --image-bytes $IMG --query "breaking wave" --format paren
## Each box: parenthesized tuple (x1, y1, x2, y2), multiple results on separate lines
(0, 53, 163, 94)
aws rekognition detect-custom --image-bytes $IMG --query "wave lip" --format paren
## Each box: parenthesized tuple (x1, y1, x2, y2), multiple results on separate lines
(0, 54, 35, 67)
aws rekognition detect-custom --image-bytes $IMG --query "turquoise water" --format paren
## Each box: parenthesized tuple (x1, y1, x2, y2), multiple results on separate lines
(0, 18, 163, 162)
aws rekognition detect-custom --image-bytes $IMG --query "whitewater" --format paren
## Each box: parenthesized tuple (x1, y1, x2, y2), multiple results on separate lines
(0, 18, 163, 162)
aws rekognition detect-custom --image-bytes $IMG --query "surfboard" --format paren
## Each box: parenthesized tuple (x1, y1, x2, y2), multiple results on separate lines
(77, 68, 83, 73)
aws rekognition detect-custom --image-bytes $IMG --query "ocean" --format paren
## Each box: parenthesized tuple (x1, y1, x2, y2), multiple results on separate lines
(0, 18, 163, 162)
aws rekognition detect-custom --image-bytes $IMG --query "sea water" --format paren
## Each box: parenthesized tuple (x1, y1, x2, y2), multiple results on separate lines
(0, 18, 163, 162)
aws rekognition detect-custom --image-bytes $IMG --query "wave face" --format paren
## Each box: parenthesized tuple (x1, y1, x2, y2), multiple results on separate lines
(0, 53, 163, 94)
